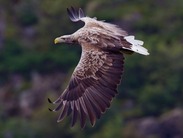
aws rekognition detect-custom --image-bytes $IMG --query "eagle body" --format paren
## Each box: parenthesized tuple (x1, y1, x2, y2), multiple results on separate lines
(50, 7, 149, 128)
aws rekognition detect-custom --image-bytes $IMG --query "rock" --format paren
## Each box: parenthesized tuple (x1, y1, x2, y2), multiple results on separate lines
(123, 117, 160, 138)
(123, 109, 183, 138)
(160, 109, 183, 138)
(137, 117, 161, 137)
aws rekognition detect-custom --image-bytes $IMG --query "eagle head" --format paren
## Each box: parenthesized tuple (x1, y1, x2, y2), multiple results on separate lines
(54, 35, 74, 44)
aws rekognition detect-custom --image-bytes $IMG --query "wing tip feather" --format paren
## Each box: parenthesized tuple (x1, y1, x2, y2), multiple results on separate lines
(67, 7, 85, 22)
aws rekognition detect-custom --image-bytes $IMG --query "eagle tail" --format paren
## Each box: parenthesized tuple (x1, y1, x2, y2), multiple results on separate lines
(124, 36, 149, 55)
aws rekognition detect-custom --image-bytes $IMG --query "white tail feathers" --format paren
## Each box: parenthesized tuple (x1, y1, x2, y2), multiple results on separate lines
(124, 36, 149, 55)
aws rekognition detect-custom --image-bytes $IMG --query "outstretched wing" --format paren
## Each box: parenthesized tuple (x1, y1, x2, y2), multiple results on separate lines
(49, 44, 124, 128)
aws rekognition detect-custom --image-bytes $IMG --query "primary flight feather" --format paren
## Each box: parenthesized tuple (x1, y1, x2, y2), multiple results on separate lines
(49, 7, 149, 128)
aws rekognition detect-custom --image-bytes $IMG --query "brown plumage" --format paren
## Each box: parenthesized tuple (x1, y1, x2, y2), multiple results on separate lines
(49, 7, 149, 128)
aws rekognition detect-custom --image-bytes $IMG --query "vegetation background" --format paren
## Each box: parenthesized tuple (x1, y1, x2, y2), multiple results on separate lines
(0, 0, 183, 138)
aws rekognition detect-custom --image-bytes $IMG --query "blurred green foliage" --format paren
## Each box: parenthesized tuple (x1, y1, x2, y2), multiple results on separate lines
(0, 0, 183, 138)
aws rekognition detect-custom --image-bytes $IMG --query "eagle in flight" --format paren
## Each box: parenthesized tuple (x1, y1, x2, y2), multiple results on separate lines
(49, 7, 149, 128)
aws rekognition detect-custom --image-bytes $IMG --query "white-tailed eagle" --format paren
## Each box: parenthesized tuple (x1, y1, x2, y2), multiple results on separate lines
(49, 7, 149, 128)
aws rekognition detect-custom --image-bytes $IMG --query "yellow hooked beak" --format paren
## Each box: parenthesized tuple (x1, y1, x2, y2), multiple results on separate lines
(54, 38, 61, 44)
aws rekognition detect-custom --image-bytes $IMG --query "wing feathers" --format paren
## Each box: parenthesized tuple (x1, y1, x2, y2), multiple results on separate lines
(53, 101, 63, 112)
(88, 89, 106, 113)
(85, 91, 102, 119)
(57, 102, 69, 122)
(86, 89, 103, 113)
(79, 8, 85, 18)
(83, 93, 96, 126)
(78, 101, 87, 128)
(49, 47, 124, 128)
(91, 86, 111, 108)
(71, 103, 78, 127)
(79, 97, 88, 115)
(67, 7, 85, 22)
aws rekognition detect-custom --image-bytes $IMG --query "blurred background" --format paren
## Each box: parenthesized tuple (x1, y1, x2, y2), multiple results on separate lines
(0, 0, 183, 138)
